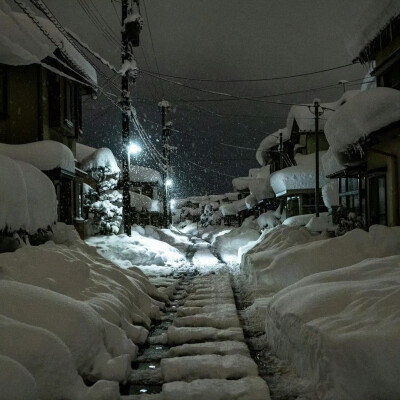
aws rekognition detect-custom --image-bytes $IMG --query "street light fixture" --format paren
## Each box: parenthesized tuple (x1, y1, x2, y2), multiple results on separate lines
(165, 178, 173, 187)
(128, 142, 142, 155)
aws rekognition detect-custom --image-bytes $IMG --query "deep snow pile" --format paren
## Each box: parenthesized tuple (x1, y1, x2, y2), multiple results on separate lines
(266, 255, 400, 400)
(213, 218, 260, 264)
(251, 225, 400, 294)
(87, 231, 187, 269)
(241, 224, 327, 287)
(0, 154, 57, 234)
(324, 88, 400, 154)
(0, 224, 164, 399)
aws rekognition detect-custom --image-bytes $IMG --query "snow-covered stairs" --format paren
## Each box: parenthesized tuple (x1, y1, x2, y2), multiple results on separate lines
(123, 272, 271, 399)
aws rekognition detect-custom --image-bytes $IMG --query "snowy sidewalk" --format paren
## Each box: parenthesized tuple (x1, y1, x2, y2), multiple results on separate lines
(123, 272, 271, 400)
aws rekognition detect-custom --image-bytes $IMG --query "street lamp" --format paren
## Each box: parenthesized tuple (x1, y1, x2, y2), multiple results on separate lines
(165, 178, 173, 187)
(128, 142, 142, 155)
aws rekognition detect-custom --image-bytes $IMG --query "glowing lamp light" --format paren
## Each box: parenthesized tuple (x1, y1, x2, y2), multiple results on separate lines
(128, 142, 142, 155)
(165, 178, 173, 187)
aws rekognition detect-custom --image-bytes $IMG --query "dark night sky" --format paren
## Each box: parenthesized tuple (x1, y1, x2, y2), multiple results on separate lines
(42, 0, 368, 198)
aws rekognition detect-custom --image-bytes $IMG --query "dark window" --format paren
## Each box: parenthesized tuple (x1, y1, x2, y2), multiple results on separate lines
(368, 175, 387, 225)
(339, 177, 361, 213)
(64, 80, 75, 127)
(47, 72, 61, 127)
(0, 65, 8, 116)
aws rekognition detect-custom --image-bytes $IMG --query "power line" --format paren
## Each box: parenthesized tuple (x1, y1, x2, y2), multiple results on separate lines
(140, 70, 329, 107)
(142, 0, 164, 98)
(141, 62, 359, 83)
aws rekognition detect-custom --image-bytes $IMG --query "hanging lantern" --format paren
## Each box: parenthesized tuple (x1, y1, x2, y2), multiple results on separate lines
(124, 13, 143, 47)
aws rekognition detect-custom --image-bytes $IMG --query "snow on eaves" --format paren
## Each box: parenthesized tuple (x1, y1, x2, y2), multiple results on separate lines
(220, 198, 247, 216)
(324, 87, 400, 153)
(286, 91, 360, 135)
(347, 0, 400, 59)
(270, 152, 329, 196)
(129, 165, 162, 185)
(78, 145, 120, 175)
(255, 129, 287, 166)
(0, 140, 75, 173)
(0, 4, 97, 85)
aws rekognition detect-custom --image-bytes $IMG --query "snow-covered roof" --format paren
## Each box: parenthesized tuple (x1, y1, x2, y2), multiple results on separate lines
(0, 140, 75, 173)
(286, 91, 360, 135)
(232, 165, 274, 201)
(232, 177, 252, 192)
(347, 0, 400, 59)
(270, 152, 329, 196)
(324, 87, 400, 153)
(0, 154, 57, 233)
(255, 129, 286, 166)
(129, 165, 162, 185)
(220, 198, 247, 216)
(321, 148, 346, 177)
(77, 144, 120, 175)
(0, 5, 97, 85)
(130, 191, 152, 211)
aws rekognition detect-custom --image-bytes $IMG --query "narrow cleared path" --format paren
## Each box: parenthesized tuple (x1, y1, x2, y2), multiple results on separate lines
(120, 233, 271, 399)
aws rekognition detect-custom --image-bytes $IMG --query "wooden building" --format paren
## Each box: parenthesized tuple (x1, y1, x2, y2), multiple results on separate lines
(0, 10, 97, 232)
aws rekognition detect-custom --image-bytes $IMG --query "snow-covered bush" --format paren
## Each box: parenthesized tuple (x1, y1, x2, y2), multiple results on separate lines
(200, 203, 222, 227)
(84, 176, 122, 235)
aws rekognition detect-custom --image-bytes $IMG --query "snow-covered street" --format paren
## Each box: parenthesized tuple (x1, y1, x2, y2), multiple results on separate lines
(2, 0, 400, 398)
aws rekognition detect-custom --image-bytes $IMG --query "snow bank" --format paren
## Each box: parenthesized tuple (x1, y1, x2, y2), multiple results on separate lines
(0, 140, 75, 173)
(241, 225, 326, 286)
(0, 155, 57, 233)
(254, 225, 400, 293)
(0, 354, 38, 400)
(87, 232, 187, 267)
(214, 224, 260, 264)
(78, 146, 120, 176)
(324, 88, 400, 153)
(0, 315, 119, 400)
(0, 232, 166, 395)
(0, 281, 131, 381)
(266, 255, 400, 400)
(0, 5, 97, 84)
(257, 211, 280, 229)
(129, 165, 162, 185)
(270, 152, 329, 196)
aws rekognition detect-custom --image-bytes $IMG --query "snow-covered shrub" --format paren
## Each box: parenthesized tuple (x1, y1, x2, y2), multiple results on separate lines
(84, 168, 122, 235)
(200, 203, 222, 227)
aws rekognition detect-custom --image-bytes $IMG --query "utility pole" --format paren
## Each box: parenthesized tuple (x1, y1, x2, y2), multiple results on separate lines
(121, 0, 131, 235)
(279, 129, 284, 170)
(158, 100, 171, 228)
(120, 0, 141, 235)
(314, 99, 321, 218)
